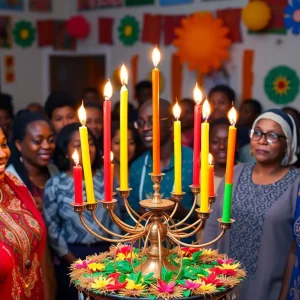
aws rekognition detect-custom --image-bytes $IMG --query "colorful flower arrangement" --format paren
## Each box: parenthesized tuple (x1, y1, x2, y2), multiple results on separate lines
(70, 245, 246, 299)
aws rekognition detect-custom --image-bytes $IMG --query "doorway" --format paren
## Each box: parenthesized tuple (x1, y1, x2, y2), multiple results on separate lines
(50, 55, 105, 102)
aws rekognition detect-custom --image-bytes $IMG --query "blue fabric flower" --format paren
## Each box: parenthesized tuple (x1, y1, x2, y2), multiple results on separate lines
(284, 0, 300, 34)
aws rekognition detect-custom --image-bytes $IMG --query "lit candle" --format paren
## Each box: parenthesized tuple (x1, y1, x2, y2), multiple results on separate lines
(111, 151, 114, 194)
(78, 104, 95, 204)
(208, 153, 215, 197)
(200, 99, 210, 212)
(222, 107, 237, 222)
(120, 64, 129, 190)
(152, 46, 161, 175)
(193, 83, 202, 186)
(103, 80, 113, 202)
(72, 149, 83, 205)
(173, 102, 182, 194)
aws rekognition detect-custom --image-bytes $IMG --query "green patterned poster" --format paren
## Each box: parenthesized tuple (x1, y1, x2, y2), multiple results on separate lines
(125, 0, 154, 6)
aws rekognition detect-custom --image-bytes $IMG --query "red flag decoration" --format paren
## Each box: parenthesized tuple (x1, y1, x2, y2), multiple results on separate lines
(163, 15, 185, 45)
(171, 53, 182, 103)
(242, 49, 254, 100)
(141, 14, 162, 44)
(37, 20, 54, 47)
(131, 55, 139, 95)
(98, 17, 114, 44)
(216, 8, 242, 43)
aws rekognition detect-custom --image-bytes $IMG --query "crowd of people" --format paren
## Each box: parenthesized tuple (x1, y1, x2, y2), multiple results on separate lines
(0, 81, 299, 299)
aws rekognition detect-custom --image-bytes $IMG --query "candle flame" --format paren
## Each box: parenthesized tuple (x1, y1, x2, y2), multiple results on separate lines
(72, 149, 79, 166)
(202, 99, 210, 120)
(78, 102, 86, 125)
(228, 106, 237, 126)
(173, 102, 181, 120)
(120, 64, 128, 85)
(209, 153, 214, 165)
(193, 83, 202, 105)
(152, 46, 160, 67)
(110, 151, 114, 162)
(104, 80, 113, 99)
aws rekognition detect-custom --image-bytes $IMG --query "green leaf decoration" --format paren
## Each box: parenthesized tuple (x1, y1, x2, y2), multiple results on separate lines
(116, 260, 133, 273)
(264, 65, 299, 104)
(119, 273, 127, 283)
(161, 267, 174, 283)
(118, 15, 140, 46)
(13, 20, 36, 48)
(183, 289, 191, 297)
(149, 295, 156, 300)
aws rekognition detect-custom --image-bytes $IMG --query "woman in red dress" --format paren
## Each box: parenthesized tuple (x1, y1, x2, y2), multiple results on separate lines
(0, 127, 47, 299)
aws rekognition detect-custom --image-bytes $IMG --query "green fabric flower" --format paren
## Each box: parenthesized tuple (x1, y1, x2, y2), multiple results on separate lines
(13, 20, 36, 48)
(118, 15, 140, 46)
(264, 65, 299, 105)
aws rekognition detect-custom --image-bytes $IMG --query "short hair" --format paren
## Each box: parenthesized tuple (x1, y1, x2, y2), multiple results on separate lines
(208, 85, 235, 103)
(84, 101, 102, 113)
(209, 117, 231, 133)
(83, 87, 99, 96)
(0, 93, 14, 118)
(179, 98, 194, 110)
(241, 99, 262, 115)
(45, 91, 77, 119)
(135, 80, 152, 96)
(53, 122, 102, 171)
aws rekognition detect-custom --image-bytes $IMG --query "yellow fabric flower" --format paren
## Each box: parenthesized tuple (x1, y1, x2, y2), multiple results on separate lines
(221, 263, 241, 270)
(125, 279, 145, 290)
(199, 283, 217, 292)
(116, 252, 138, 261)
(91, 277, 113, 290)
(88, 263, 105, 272)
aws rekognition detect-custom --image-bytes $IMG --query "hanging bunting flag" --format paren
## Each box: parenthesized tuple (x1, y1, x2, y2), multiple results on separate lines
(37, 20, 54, 47)
(216, 8, 242, 43)
(141, 14, 162, 44)
(98, 17, 114, 44)
(160, 0, 192, 5)
(131, 55, 139, 94)
(171, 53, 182, 103)
(163, 15, 185, 45)
(242, 49, 254, 101)
(125, 0, 154, 6)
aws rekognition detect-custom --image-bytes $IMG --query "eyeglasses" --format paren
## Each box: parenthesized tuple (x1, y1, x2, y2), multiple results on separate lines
(250, 129, 286, 144)
(134, 117, 171, 129)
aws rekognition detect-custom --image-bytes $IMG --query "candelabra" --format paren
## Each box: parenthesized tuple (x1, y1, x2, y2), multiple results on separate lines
(71, 173, 234, 280)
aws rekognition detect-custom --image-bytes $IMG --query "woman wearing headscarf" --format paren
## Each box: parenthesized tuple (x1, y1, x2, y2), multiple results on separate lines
(203, 109, 300, 300)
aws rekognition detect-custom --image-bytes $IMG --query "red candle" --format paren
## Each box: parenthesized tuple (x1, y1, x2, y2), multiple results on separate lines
(72, 149, 83, 205)
(103, 80, 113, 202)
(208, 153, 215, 197)
(192, 84, 202, 186)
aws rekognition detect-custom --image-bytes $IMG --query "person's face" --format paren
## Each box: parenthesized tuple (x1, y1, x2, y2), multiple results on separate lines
(0, 109, 12, 137)
(209, 124, 228, 166)
(209, 92, 232, 120)
(181, 102, 194, 130)
(83, 91, 99, 103)
(137, 103, 171, 149)
(111, 129, 136, 164)
(239, 103, 258, 128)
(51, 106, 78, 133)
(16, 121, 55, 168)
(86, 107, 103, 139)
(250, 119, 287, 165)
(0, 128, 11, 180)
(67, 131, 96, 167)
(136, 88, 152, 106)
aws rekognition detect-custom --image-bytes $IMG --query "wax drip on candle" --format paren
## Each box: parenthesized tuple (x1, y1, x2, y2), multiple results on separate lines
(202, 99, 211, 120)
(193, 83, 202, 105)
(72, 149, 80, 166)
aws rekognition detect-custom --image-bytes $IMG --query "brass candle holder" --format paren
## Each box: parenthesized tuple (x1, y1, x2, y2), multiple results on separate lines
(71, 173, 234, 280)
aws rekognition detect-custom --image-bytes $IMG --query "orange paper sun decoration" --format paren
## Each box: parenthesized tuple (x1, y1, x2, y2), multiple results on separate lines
(173, 13, 232, 74)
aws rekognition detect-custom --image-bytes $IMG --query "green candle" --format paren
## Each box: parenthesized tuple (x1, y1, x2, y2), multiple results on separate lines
(222, 183, 233, 222)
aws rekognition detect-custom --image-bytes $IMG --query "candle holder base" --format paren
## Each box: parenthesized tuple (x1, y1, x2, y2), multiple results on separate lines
(71, 202, 86, 213)
(170, 191, 186, 203)
(139, 199, 175, 211)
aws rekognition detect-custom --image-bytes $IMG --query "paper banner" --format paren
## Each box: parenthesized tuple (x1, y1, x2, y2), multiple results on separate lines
(37, 20, 54, 47)
(264, 65, 299, 104)
(125, 0, 153, 6)
(171, 54, 182, 103)
(29, 0, 51, 12)
(131, 55, 139, 94)
(0, 0, 24, 10)
(53, 21, 76, 50)
(78, 0, 122, 10)
(98, 18, 114, 44)
(160, 0, 192, 5)
(4, 55, 15, 83)
(242, 49, 254, 101)
(0, 16, 12, 48)
(163, 15, 185, 45)
(141, 14, 162, 44)
(216, 8, 242, 43)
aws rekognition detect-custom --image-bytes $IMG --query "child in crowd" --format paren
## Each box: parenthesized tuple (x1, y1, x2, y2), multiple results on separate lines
(179, 98, 194, 148)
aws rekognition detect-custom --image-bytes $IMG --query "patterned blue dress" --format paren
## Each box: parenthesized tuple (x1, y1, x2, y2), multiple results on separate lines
(289, 185, 300, 300)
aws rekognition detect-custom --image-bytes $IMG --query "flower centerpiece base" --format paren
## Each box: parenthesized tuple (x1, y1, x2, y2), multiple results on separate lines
(70, 245, 245, 300)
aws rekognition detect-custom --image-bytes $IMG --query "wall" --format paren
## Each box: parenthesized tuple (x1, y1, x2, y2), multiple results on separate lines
(69, 0, 300, 111)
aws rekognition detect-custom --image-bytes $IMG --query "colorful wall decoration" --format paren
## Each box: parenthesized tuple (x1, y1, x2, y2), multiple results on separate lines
(125, 0, 154, 6)
(0, 0, 23, 10)
(29, 0, 51, 12)
(13, 20, 35, 48)
(53, 21, 76, 50)
(118, 16, 140, 46)
(4, 55, 15, 83)
(284, 0, 300, 35)
(0, 16, 12, 48)
(78, 0, 122, 10)
(160, 0, 193, 5)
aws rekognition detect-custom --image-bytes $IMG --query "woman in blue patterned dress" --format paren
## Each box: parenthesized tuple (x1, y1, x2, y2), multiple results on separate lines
(203, 109, 300, 300)
(43, 123, 121, 300)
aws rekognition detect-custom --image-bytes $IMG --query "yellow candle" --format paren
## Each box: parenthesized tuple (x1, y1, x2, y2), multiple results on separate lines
(78, 103, 95, 204)
(173, 102, 182, 194)
(120, 64, 129, 190)
(200, 99, 210, 212)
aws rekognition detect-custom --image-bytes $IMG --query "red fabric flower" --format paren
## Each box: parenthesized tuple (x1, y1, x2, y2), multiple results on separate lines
(157, 279, 175, 293)
(210, 267, 236, 276)
(201, 273, 224, 286)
